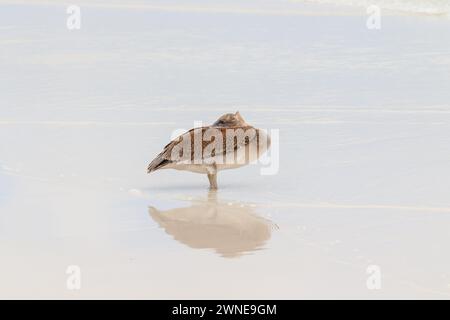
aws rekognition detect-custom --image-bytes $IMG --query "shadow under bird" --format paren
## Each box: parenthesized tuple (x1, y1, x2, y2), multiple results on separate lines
(147, 112, 270, 189)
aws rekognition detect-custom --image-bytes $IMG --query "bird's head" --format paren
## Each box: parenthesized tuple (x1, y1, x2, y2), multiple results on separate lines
(212, 111, 249, 127)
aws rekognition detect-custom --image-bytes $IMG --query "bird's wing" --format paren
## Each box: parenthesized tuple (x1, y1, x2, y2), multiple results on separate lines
(202, 126, 259, 160)
(147, 126, 259, 172)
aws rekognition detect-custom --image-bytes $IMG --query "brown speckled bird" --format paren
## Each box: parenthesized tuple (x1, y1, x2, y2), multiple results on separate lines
(147, 112, 270, 189)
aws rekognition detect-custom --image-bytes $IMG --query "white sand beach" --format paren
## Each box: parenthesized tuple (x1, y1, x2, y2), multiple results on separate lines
(1, 0, 450, 298)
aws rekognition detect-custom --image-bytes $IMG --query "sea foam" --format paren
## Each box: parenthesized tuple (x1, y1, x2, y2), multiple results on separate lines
(299, 0, 450, 15)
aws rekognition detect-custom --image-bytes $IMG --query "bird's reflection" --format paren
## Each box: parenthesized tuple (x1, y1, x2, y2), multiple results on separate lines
(149, 191, 277, 258)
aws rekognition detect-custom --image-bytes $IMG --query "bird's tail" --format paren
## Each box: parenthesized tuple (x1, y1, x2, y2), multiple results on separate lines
(147, 156, 171, 173)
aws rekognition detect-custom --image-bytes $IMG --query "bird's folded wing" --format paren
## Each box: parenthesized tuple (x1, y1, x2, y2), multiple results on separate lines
(202, 126, 258, 161)
(148, 126, 258, 171)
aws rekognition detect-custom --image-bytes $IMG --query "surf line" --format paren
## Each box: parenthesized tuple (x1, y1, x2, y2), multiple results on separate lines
(265, 202, 450, 213)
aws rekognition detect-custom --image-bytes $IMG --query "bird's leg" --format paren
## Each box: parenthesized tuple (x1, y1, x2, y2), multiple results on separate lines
(206, 163, 218, 190)
(207, 173, 218, 190)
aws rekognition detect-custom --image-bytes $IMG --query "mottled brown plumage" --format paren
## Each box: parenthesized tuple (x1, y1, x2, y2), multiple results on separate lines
(147, 112, 270, 189)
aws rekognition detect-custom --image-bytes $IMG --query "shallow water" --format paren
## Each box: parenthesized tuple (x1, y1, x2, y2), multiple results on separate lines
(1, 1, 450, 298)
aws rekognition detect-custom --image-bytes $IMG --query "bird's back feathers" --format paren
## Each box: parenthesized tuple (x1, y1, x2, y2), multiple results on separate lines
(147, 125, 262, 173)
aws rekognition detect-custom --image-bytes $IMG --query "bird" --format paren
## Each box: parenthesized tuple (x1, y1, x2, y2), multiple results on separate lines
(147, 111, 270, 189)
